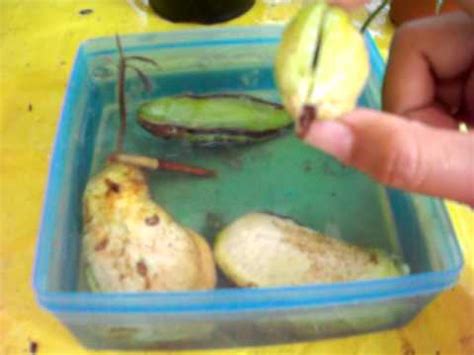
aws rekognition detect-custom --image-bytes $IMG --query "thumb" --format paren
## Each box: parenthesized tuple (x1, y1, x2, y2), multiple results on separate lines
(304, 108, 474, 206)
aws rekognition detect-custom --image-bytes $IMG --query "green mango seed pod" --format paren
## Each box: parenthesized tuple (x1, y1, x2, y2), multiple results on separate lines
(214, 213, 408, 288)
(275, 1, 369, 135)
(137, 94, 293, 145)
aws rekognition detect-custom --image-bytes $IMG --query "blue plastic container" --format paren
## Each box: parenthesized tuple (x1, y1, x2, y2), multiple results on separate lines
(33, 27, 463, 350)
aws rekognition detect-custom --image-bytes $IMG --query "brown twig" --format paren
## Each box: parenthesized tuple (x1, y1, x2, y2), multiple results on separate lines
(109, 154, 215, 177)
(127, 65, 153, 92)
(157, 159, 216, 177)
(115, 34, 127, 153)
(112, 35, 215, 178)
(126, 55, 160, 67)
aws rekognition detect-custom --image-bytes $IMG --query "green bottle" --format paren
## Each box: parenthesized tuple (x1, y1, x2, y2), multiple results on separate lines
(149, 0, 255, 24)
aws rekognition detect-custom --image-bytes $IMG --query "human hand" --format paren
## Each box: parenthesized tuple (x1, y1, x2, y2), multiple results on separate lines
(304, 10, 474, 206)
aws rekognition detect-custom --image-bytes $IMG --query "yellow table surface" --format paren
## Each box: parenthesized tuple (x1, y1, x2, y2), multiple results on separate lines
(1, 1, 473, 354)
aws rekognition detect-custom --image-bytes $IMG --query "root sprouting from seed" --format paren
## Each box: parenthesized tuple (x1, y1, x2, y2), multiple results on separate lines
(115, 35, 159, 153)
(113, 35, 215, 177)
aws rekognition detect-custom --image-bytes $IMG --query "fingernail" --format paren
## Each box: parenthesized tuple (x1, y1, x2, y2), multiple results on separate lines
(304, 120, 354, 161)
